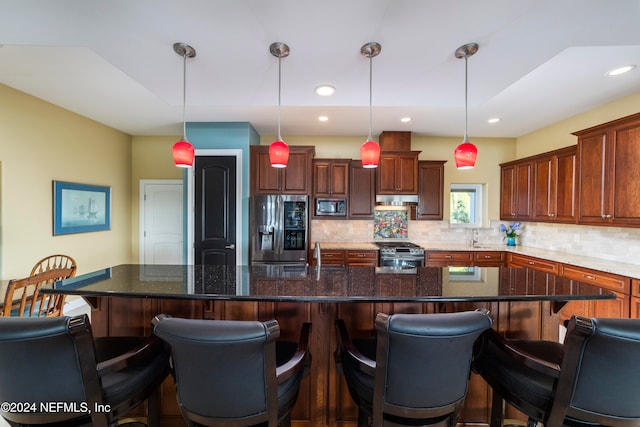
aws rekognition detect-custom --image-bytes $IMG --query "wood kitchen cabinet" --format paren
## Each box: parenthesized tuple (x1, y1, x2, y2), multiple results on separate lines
(348, 160, 376, 219)
(500, 159, 532, 220)
(574, 113, 640, 227)
(424, 251, 474, 267)
(313, 158, 350, 198)
(424, 251, 505, 267)
(507, 253, 559, 275)
(346, 250, 378, 266)
(532, 146, 577, 223)
(631, 279, 640, 318)
(560, 264, 630, 320)
(250, 145, 315, 195)
(376, 151, 420, 194)
(416, 161, 445, 220)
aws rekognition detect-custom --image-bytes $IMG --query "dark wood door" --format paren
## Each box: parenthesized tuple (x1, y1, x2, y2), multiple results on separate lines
(313, 159, 349, 198)
(194, 156, 236, 266)
(500, 164, 516, 220)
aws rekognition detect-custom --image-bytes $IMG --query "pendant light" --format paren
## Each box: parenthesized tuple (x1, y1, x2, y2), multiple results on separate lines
(360, 42, 381, 168)
(454, 42, 479, 170)
(172, 42, 196, 168)
(269, 42, 290, 168)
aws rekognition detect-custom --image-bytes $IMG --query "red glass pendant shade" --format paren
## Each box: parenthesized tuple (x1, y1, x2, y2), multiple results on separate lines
(454, 141, 477, 169)
(360, 140, 380, 168)
(269, 139, 289, 168)
(173, 140, 195, 168)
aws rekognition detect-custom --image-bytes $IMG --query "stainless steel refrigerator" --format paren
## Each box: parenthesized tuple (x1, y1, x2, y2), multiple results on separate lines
(251, 194, 309, 265)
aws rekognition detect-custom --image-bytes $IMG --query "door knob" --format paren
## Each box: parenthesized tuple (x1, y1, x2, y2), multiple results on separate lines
(225, 244, 236, 249)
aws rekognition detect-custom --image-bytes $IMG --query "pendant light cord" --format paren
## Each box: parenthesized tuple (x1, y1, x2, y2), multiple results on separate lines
(463, 54, 469, 143)
(277, 55, 282, 141)
(368, 54, 373, 141)
(182, 52, 187, 140)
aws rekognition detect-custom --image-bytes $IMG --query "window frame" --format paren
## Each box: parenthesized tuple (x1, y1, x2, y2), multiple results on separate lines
(449, 183, 483, 228)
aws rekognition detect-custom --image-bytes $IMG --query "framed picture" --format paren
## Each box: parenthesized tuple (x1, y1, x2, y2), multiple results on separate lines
(53, 181, 111, 235)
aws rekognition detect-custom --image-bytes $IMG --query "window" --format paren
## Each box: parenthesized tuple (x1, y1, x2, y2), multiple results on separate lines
(450, 183, 483, 227)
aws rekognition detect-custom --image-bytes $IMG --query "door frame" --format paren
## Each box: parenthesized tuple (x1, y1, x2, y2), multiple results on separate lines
(186, 149, 243, 266)
(139, 179, 183, 265)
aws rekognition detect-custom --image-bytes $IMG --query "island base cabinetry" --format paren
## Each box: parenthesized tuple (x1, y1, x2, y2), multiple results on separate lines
(85, 287, 561, 427)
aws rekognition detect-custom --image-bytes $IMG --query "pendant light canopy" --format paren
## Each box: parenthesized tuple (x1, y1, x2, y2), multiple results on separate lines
(269, 42, 290, 168)
(360, 42, 381, 168)
(172, 42, 196, 168)
(454, 42, 479, 170)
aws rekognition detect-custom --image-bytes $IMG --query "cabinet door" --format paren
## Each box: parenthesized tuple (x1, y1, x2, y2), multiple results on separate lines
(611, 120, 640, 225)
(282, 150, 312, 194)
(416, 161, 445, 220)
(251, 147, 282, 194)
(376, 152, 419, 194)
(532, 148, 576, 223)
(514, 161, 532, 219)
(396, 153, 419, 194)
(554, 149, 577, 222)
(313, 159, 350, 198)
(577, 130, 610, 224)
(349, 161, 376, 219)
(500, 165, 516, 220)
(532, 156, 553, 221)
(500, 161, 532, 220)
(377, 154, 398, 193)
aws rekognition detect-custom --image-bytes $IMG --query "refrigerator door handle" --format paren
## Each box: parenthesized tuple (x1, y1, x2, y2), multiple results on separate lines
(277, 195, 284, 255)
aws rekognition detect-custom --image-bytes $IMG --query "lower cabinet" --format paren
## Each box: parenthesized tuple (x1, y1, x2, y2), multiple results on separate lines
(631, 280, 640, 318)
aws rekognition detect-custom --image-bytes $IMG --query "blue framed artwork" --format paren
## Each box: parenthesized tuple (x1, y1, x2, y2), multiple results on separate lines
(53, 181, 111, 235)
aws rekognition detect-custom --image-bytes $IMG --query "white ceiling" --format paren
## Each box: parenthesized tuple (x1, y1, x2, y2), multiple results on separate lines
(1, 0, 639, 139)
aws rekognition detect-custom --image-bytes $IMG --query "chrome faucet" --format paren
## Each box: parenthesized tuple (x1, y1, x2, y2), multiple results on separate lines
(471, 229, 479, 246)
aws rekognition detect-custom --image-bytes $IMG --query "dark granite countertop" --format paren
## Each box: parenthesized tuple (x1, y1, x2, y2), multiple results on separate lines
(42, 264, 614, 304)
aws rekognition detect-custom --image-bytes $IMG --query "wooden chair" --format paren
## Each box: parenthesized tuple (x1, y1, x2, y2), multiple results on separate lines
(2, 255, 76, 317)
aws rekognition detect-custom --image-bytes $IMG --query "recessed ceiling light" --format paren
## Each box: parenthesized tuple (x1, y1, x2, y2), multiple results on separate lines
(318, 116, 329, 122)
(315, 85, 336, 96)
(487, 117, 500, 124)
(400, 117, 411, 123)
(607, 65, 636, 76)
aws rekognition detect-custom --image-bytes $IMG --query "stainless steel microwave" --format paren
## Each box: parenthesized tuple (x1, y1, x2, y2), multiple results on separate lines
(315, 198, 346, 216)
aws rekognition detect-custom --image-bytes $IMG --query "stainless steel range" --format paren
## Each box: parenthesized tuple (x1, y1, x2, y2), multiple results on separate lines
(375, 241, 425, 268)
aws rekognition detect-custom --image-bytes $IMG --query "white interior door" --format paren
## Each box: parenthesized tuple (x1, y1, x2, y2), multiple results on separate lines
(140, 180, 183, 264)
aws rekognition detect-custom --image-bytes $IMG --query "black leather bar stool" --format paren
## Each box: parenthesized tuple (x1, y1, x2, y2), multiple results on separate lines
(0, 314, 170, 427)
(473, 315, 640, 427)
(152, 314, 311, 427)
(335, 310, 493, 426)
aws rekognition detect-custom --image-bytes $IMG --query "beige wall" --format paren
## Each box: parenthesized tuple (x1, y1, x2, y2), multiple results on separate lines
(130, 136, 184, 261)
(0, 84, 132, 279)
(516, 92, 640, 158)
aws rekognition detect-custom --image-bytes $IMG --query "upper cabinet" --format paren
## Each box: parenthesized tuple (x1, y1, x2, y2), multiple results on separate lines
(376, 151, 420, 194)
(312, 159, 350, 198)
(250, 146, 315, 195)
(531, 146, 577, 223)
(416, 161, 445, 220)
(574, 113, 640, 227)
(348, 160, 376, 219)
(500, 159, 532, 221)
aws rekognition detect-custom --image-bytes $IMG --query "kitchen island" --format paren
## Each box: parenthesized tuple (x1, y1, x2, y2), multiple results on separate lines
(44, 265, 614, 427)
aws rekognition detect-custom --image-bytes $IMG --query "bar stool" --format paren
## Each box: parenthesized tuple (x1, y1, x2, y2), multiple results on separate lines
(335, 310, 493, 426)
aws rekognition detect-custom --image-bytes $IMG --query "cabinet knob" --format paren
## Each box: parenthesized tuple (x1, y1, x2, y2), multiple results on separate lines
(583, 274, 596, 280)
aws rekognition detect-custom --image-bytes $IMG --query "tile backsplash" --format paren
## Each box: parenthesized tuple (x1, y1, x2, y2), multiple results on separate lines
(311, 219, 640, 266)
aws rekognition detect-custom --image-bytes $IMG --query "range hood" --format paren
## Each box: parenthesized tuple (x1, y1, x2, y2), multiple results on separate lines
(375, 195, 418, 206)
